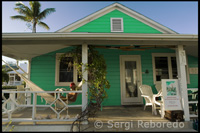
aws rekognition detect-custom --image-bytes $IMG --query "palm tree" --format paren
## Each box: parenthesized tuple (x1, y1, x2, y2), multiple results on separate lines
(11, 1, 55, 33)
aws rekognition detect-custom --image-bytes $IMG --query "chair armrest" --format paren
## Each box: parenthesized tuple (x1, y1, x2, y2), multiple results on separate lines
(141, 95, 153, 102)
(154, 91, 162, 97)
(141, 95, 151, 98)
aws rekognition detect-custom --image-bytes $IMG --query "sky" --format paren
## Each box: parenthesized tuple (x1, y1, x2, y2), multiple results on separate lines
(2, 1, 198, 65)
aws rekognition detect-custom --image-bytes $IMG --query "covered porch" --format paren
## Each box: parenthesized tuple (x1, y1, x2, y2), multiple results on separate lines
(2, 33, 198, 128)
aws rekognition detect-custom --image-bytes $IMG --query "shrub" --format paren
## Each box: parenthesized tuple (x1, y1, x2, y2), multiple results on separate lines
(2, 86, 17, 89)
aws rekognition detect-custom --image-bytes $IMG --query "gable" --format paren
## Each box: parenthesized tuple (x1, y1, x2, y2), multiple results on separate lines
(72, 9, 162, 33)
(57, 3, 177, 34)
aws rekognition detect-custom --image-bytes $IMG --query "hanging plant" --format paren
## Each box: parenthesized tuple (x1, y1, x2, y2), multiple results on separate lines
(59, 45, 110, 131)
(59, 45, 110, 104)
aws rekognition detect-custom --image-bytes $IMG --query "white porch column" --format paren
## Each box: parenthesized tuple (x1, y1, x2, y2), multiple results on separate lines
(26, 60, 31, 105)
(82, 44, 88, 112)
(176, 45, 190, 121)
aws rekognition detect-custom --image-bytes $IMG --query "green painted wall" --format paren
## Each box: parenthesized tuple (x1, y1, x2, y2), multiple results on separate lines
(187, 55, 198, 88)
(71, 9, 162, 34)
(31, 47, 82, 105)
(31, 46, 198, 106)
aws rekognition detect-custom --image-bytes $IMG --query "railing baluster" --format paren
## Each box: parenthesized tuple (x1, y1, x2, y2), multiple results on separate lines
(32, 92, 37, 123)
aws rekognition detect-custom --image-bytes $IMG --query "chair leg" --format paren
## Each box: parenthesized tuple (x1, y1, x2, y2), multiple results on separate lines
(160, 104, 164, 118)
(144, 104, 146, 110)
(153, 104, 157, 115)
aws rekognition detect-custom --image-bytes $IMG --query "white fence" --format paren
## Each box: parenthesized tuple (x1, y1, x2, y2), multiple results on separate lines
(2, 89, 82, 122)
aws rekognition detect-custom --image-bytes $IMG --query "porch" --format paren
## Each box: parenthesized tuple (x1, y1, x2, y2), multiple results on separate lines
(2, 106, 196, 132)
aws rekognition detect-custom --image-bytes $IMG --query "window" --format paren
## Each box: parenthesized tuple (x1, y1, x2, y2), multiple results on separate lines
(111, 18, 123, 32)
(152, 53, 190, 84)
(55, 53, 81, 86)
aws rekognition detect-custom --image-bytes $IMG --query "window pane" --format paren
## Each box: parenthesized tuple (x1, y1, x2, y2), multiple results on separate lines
(59, 57, 73, 82)
(125, 61, 138, 98)
(171, 57, 178, 79)
(155, 57, 169, 81)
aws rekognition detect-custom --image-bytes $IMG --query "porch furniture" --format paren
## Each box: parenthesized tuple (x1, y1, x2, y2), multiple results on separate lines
(139, 85, 164, 117)
(164, 110, 184, 122)
(155, 82, 162, 96)
(139, 85, 155, 114)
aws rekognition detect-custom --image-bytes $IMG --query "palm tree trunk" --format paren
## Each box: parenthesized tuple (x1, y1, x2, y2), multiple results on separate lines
(32, 20, 36, 33)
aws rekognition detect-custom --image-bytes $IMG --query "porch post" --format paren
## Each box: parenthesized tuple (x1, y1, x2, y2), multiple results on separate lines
(82, 44, 88, 112)
(176, 45, 190, 121)
(26, 60, 31, 105)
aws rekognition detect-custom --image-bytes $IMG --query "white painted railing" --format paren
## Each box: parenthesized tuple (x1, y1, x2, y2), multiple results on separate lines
(187, 88, 198, 118)
(7, 81, 22, 86)
(2, 89, 82, 122)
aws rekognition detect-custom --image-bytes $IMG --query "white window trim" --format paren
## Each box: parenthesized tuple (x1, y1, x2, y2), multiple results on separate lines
(110, 18, 124, 32)
(152, 53, 190, 84)
(55, 53, 79, 86)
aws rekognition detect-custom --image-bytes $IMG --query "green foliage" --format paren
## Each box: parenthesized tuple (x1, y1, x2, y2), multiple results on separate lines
(2, 86, 17, 89)
(2, 69, 9, 83)
(60, 45, 110, 107)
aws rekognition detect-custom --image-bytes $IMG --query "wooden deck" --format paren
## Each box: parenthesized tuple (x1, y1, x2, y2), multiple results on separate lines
(3, 105, 197, 132)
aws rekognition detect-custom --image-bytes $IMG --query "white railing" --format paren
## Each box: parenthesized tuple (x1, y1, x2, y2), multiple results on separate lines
(2, 89, 82, 122)
(187, 88, 198, 118)
(7, 81, 22, 86)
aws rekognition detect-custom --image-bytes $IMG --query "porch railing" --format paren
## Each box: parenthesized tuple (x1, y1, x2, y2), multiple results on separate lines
(187, 88, 198, 118)
(7, 81, 22, 86)
(2, 89, 82, 122)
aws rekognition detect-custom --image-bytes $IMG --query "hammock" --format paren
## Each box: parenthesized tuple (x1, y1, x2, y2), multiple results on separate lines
(2, 60, 70, 108)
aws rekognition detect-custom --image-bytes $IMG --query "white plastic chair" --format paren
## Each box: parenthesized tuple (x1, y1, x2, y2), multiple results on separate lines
(139, 85, 164, 118)
(155, 82, 162, 96)
(154, 83, 164, 118)
(139, 85, 155, 114)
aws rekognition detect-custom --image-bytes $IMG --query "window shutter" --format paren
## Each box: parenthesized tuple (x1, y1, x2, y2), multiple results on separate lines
(111, 18, 123, 32)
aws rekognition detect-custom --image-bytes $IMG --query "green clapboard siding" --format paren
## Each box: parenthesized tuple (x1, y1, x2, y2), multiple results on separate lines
(71, 9, 162, 34)
(187, 55, 198, 88)
(31, 46, 198, 106)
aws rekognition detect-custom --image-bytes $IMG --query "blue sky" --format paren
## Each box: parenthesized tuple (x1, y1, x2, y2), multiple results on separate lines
(2, 1, 198, 64)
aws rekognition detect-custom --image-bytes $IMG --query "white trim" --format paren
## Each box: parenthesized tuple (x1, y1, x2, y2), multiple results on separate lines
(82, 44, 88, 112)
(152, 53, 190, 84)
(2, 33, 198, 41)
(56, 3, 177, 34)
(176, 45, 190, 121)
(55, 53, 79, 86)
(110, 18, 124, 32)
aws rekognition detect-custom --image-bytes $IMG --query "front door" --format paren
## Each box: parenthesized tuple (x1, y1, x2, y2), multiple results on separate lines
(120, 55, 143, 105)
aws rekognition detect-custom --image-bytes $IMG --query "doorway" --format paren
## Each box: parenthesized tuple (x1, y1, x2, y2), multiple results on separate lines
(120, 55, 143, 105)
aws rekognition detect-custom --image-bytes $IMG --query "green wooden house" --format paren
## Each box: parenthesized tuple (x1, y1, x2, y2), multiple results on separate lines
(2, 3, 198, 121)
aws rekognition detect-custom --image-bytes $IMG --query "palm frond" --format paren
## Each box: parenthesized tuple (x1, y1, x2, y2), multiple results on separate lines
(29, 1, 41, 17)
(10, 15, 30, 22)
(38, 21, 50, 30)
(14, 2, 32, 17)
(38, 8, 56, 20)
(14, 8, 32, 18)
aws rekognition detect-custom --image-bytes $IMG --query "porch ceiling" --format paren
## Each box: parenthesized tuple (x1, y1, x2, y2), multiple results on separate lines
(2, 33, 198, 60)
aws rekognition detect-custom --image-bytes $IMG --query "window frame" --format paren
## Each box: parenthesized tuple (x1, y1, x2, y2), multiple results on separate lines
(110, 18, 124, 32)
(152, 53, 190, 84)
(55, 53, 79, 86)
